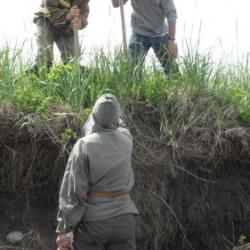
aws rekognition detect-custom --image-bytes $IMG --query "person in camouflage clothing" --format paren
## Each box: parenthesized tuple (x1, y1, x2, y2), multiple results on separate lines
(31, 0, 89, 72)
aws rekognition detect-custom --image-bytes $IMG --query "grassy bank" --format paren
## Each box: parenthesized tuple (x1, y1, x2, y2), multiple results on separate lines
(0, 46, 249, 129)
(0, 46, 250, 249)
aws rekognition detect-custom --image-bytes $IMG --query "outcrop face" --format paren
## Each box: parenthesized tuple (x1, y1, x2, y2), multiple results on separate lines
(0, 104, 250, 250)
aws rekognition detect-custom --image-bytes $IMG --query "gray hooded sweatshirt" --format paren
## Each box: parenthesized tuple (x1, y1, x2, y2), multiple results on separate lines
(121, 0, 177, 37)
(56, 94, 139, 234)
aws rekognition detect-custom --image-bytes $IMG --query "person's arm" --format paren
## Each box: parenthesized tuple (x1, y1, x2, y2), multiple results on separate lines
(75, 0, 90, 29)
(56, 139, 89, 236)
(167, 21, 178, 59)
(168, 21, 176, 42)
(44, 0, 87, 30)
(162, 0, 177, 28)
(162, 0, 178, 58)
(111, 0, 128, 8)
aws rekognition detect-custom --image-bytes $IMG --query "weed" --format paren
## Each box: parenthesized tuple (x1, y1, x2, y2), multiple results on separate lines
(237, 234, 247, 246)
(0, 46, 249, 128)
(59, 128, 77, 146)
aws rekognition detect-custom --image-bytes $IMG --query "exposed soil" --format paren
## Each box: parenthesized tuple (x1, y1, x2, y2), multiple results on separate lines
(0, 103, 250, 250)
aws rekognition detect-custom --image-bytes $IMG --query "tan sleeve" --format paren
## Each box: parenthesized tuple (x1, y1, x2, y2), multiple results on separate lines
(162, 0, 177, 24)
(45, 0, 69, 25)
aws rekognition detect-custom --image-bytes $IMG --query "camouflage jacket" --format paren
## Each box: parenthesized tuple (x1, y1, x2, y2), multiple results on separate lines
(34, 0, 89, 32)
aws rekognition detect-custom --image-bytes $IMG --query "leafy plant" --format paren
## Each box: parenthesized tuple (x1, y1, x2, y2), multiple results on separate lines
(59, 128, 77, 145)
(237, 234, 247, 246)
(0, 46, 249, 128)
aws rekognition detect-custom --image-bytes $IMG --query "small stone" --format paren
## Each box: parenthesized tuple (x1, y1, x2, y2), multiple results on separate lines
(6, 231, 23, 243)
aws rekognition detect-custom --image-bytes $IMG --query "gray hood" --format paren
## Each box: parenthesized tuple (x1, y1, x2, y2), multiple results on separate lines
(83, 94, 121, 136)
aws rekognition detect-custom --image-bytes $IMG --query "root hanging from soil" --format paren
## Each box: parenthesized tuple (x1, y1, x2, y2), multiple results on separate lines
(0, 103, 250, 250)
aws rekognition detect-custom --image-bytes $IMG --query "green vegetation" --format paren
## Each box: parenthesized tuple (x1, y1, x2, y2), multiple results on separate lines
(0, 46, 249, 250)
(59, 128, 77, 145)
(237, 234, 247, 246)
(0, 46, 249, 129)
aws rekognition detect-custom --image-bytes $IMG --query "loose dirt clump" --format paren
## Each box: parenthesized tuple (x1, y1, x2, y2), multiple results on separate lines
(0, 103, 250, 250)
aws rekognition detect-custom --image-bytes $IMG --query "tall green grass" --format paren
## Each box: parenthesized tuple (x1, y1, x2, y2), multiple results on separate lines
(0, 45, 249, 127)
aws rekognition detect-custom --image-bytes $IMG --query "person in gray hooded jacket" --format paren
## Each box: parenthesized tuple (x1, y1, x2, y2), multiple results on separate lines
(56, 94, 139, 250)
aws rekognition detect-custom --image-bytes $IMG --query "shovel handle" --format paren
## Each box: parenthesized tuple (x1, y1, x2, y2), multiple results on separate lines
(118, 0, 128, 52)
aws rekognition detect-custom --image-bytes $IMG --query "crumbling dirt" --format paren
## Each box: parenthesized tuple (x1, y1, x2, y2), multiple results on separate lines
(0, 103, 250, 250)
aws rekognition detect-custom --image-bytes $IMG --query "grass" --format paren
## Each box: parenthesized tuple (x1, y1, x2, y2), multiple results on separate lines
(0, 45, 249, 250)
(0, 45, 249, 130)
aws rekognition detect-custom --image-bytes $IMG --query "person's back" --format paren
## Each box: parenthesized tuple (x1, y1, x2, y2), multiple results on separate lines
(82, 127, 137, 220)
(56, 94, 138, 250)
(130, 0, 176, 37)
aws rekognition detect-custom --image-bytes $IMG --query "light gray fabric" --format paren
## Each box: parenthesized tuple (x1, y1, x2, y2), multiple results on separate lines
(56, 94, 139, 234)
(73, 214, 136, 250)
(123, 0, 177, 37)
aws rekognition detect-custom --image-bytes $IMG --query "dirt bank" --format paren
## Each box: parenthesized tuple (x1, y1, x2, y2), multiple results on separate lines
(0, 103, 250, 250)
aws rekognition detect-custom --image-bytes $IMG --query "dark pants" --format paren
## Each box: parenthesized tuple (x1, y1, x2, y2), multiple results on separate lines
(73, 214, 136, 250)
(35, 17, 80, 66)
(128, 32, 178, 75)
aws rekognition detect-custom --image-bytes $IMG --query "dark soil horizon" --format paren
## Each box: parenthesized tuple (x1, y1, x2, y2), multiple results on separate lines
(0, 103, 250, 250)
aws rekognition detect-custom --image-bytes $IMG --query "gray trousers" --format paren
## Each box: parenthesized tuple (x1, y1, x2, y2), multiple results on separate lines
(35, 17, 80, 66)
(73, 214, 136, 250)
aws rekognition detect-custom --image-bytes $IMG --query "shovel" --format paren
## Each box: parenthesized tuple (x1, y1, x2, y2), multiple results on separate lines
(73, 16, 80, 74)
(118, 0, 128, 55)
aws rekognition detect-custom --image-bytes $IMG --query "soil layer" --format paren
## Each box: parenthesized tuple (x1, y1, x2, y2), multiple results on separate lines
(0, 104, 250, 250)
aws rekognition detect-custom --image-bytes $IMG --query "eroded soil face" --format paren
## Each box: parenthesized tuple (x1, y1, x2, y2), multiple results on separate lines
(1, 105, 250, 249)
(0, 198, 57, 250)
